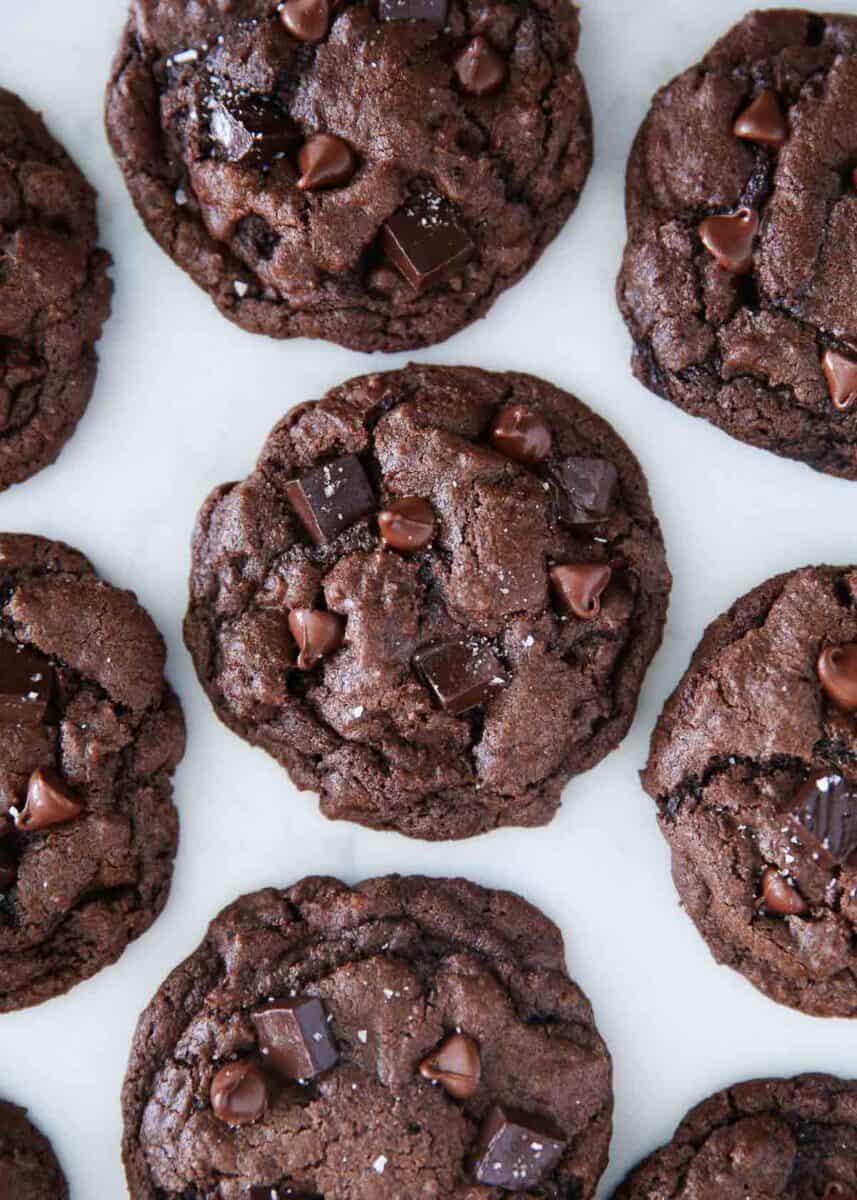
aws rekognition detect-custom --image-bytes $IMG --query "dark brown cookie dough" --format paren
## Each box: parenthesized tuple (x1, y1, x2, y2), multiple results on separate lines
(184, 364, 671, 840)
(0, 1100, 68, 1200)
(122, 874, 613, 1199)
(0, 534, 185, 1012)
(105, 0, 591, 353)
(643, 564, 857, 1017)
(0, 89, 112, 491)
(617, 9, 857, 480)
(612, 1074, 857, 1199)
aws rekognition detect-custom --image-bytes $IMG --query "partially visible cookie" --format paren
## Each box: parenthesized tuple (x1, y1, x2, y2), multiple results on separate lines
(0, 1100, 68, 1200)
(121, 874, 613, 1199)
(613, 1074, 857, 1198)
(0, 89, 112, 490)
(644, 564, 857, 1017)
(618, 9, 857, 479)
(0, 534, 185, 1012)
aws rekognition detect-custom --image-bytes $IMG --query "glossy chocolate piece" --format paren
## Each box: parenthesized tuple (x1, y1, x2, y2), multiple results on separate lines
(298, 134, 356, 191)
(822, 348, 857, 412)
(285, 453, 375, 543)
(382, 192, 474, 292)
(0, 641, 52, 725)
(550, 563, 612, 620)
(378, 0, 448, 24)
(14, 768, 83, 832)
(209, 91, 298, 166)
(792, 771, 857, 864)
(733, 90, 787, 146)
(288, 609, 345, 670)
(454, 36, 507, 96)
(279, 0, 331, 42)
(252, 996, 339, 1081)
(698, 207, 759, 273)
(210, 1059, 268, 1126)
(378, 497, 436, 551)
(818, 643, 857, 710)
(413, 639, 509, 716)
(490, 405, 552, 464)
(419, 1032, 481, 1099)
(760, 866, 808, 916)
(472, 1105, 566, 1190)
(548, 457, 618, 525)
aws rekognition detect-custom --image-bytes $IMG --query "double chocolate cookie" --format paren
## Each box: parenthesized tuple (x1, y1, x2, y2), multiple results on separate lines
(121, 874, 613, 1198)
(644, 565, 857, 1017)
(612, 1074, 857, 1199)
(105, 0, 591, 352)
(0, 89, 112, 490)
(185, 365, 670, 840)
(618, 9, 857, 479)
(0, 534, 185, 1012)
(0, 1100, 68, 1200)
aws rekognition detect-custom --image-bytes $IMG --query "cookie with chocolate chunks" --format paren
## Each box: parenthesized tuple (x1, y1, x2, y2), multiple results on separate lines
(0, 534, 185, 1012)
(644, 564, 857, 1017)
(121, 874, 613, 1199)
(618, 10, 857, 480)
(612, 1074, 857, 1199)
(105, 0, 592, 352)
(0, 1099, 68, 1199)
(184, 365, 670, 840)
(0, 89, 112, 491)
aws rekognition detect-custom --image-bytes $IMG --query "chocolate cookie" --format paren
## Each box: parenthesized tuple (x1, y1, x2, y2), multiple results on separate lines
(612, 1074, 857, 1199)
(0, 1100, 68, 1199)
(617, 9, 857, 480)
(105, 0, 591, 352)
(0, 534, 185, 1012)
(0, 89, 112, 490)
(121, 874, 613, 1199)
(643, 564, 857, 1017)
(184, 364, 670, 840)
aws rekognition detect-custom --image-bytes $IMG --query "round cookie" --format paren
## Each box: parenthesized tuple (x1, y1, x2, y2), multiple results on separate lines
(0, 1100, 68, 1200)
(105, 0, 591, 353)
(612, 1074, 857, 1199)
(0, 89, 112, 490)
(643, 564, 857, 1018)
(617, 9, 857, 480)
(184, 364, 671, 840)
(0, 533, 185, 1012)
(121, 874, 613, 1199)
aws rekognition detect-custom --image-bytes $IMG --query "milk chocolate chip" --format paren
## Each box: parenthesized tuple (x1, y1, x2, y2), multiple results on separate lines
(378, 497, 436, 551)
(14, 768, 83, 832)
(550, 564, 612, 620)
(419, 1032, 481, 1099)
(288, 610, 345, 670)
(490, 405, 552, 464)
(822, 349, 857, 412)
(733, 90, 787, 146)
(279, 0, 331, 42)
(818, 644, 857, 710)
(210, 1059, 268, 1126)
(297, 134, 356, 191)
(699, 207, 759, 273)
(453, 36, 507, 97)
(760, 867, 808, 916)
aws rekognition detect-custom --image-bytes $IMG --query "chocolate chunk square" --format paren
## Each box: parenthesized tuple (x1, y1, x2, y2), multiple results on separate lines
(414, 639, 508, 716)
(382, 192, 474, 292)
(472, 1105, 566, 1190)
(548, 456, 618, 525)
(0, 641, 52, 725)
(285, 454, 375, 543)
(252, 996, 339, 1081)
(209, 91, 299, 165)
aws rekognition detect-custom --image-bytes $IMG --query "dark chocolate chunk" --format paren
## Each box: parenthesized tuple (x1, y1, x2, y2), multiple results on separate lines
(209, 92, 298, 166)
(382, 192, 474, 292)
(419, 1032, 481, 1099)
(285, 454, 375, 543)
(252, 996, 339, 1081)
(698, 207, 759, 273)
(733, 90, 787, 146)
(210, 1058, 268, 1126)
(378, 0, 448, 25)
(817, 643, 857, 710)
(490, 405, 552, 464)
(822, 349, 857, 412)
(472, 1105, 566, 1190)
(792, 772, 857, 864)
(759, 867, 808, 916)
(14, 768, 83, 832)
(287, 609, 346, 670)
(377, 497, 436, 551)
(414, 639, 509, 716)
(453, 36, 508, 97)
(0, 641, 53, 725)
(548, 457, 618, 525)
(278, 0, 331, 42)
(550, 563, 612, 620)
(0, 836, 17, 891)
(298, 134, 357, 191)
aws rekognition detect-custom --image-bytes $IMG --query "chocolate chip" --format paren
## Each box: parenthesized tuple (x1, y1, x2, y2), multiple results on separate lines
(298, 134, 357, 191)
(419, 1032, 481, 1099)
(209, 92, 298, 166)
(759, 866, 808, 916)
(288, 609, 345, 670)
(818, 644, 857, 710)
(791, 771, 857, 864)
(378, 497, 436, 551)
(490, 405, 552, 464)
(547, 457, 618, 525)
(14, 768, 83, 833)
(733, 90, 787, 147)
(698, 207, 759, 273)
(279, 0, 332, 42)
(378, 0, 448, 25)
(210, 1059, 268, 1126)
(414, 639, 509, 716)
(0, 837, 16, 891)
(382, 191, 474, 292)
(472, 1105, 566, 1190)
(453, 36, 508, 96)
(822, 348, 857, 412)
(252, 996, 339, 1081)
(285, 453, 375, 543)
(550, 564, 612, 620)
(0, 641, 53, 725)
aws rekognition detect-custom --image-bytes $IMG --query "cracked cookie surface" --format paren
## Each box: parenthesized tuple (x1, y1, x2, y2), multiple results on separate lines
(0, 534, 185, 1012)
(105, 0, 591, 352)
(0, 1100, 68, 1200)
(644, 565, 857, 1017)
(612, 1074, 857, 1199)
(121, 874, 613, 1199)
(184, 364, 670, 840)
(0, 89, 112, 490)
(617, 9, 857, 480)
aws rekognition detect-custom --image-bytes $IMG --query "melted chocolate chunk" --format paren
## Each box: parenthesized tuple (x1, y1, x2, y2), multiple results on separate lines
(414, 639, 509, 716)
(209, 90, 298, 166)
(382, 192, 474, 292)
(210, 1059, 268, 1126)
(418, 1032, 481, 1099)
(472, 1105, 566, 1190)
(817, 643, 857, 710)
(792, 772, 857, 864)
(14, 768, 83, 832)
(252, 996, 339, 1081)
(0, 641, 53, 725)
(548, 457, 618, 525)
(285, 454, 375, 543)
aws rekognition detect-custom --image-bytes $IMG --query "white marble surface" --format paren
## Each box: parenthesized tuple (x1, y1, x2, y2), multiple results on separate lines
(0, 1, 855, 1195)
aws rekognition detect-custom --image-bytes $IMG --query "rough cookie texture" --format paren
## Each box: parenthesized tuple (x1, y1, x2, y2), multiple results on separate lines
(0, 534, 185, 1012)
(0, 1100, 68, 1200)
(0, 89, 112, 490)
(105, 0, 591, 352)
(643, 565, 857, 1017)
(613, 1074, 857, 1199)
(617, 9, 857, 479)
(122, 874, 613, 1199)
(184, 365, 670, 840)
